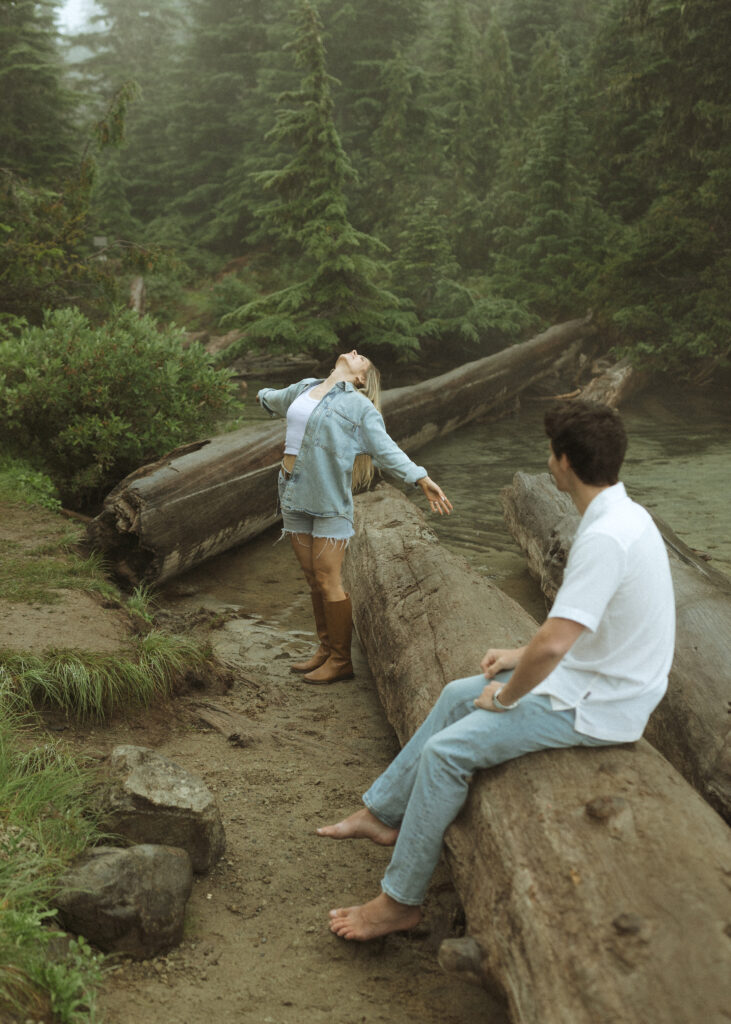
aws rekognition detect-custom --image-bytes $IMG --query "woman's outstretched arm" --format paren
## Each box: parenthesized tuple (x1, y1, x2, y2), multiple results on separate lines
(359, 405, 452, 514)
(417, 476, 452, 515)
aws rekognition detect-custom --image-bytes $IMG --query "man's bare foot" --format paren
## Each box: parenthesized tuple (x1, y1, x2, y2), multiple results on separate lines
(328, 892, 422, 941)
(316, 807, 398, 846)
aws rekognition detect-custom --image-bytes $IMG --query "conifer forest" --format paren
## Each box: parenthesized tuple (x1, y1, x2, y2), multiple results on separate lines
(2, 0, 730, 380)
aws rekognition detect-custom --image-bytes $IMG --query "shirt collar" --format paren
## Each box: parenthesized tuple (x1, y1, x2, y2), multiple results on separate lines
(579, 482, 628, 532)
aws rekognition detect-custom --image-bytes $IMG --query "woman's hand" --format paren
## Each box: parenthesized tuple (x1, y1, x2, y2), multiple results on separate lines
(418, 476, 453, 515)
(480, 646, 524, 678)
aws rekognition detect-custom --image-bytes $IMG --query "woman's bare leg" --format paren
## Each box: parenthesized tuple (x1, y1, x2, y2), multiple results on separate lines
(310, 537, 348, 602)
(289, 532, 315, 589)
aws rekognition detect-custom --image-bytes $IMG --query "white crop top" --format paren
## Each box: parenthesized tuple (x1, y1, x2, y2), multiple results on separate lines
(284, 389, 319, 455)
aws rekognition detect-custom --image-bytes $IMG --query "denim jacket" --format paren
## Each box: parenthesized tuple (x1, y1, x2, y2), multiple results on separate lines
(257, 378, 427, 522)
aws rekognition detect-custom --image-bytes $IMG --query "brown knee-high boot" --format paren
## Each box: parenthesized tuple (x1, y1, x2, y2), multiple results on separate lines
(303, 595, 354, 684)
(291, 589, 330, 673)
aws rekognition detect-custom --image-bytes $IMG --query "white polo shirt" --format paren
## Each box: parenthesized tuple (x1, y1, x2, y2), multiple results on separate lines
(533, 483, 676, 741)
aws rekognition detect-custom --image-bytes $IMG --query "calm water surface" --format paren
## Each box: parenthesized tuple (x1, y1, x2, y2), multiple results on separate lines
(408, 383, 731, 619)
(169, 382, 729, 626)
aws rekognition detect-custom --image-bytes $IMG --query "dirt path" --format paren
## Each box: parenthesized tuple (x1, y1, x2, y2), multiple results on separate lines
(3, 501, 504, 1021)
(49, 529, 506, 1024)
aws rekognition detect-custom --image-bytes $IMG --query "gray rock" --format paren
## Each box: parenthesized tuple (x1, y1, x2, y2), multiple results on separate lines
(102, 746, 225, 873)
(53, 845, 192, 958)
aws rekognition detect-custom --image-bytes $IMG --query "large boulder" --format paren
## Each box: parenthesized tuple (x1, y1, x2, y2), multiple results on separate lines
(53, 844, 192, 958)
(101, 745, 225, 873)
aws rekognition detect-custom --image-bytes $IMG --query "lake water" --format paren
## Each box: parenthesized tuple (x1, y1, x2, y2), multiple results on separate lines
(399, 382, 731, 619)
(167, 381, 730, 626)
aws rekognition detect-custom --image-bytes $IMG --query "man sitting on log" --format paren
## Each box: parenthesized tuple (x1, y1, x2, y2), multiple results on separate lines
(318, 400, 676, 941)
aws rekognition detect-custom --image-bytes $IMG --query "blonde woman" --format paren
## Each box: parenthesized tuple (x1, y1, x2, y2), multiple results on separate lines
(257, 350, 452, 684)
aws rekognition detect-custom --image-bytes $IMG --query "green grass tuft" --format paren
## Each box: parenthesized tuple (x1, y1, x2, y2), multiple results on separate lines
(0, 631, 210, 720)
(0, 714, 105, 1023)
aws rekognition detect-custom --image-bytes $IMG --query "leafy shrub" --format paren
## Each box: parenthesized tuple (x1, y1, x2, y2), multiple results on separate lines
(0, 307, 237, 509)
(0, 457, 61, 511)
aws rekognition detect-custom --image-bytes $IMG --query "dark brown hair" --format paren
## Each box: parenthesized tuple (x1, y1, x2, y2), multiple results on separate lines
(544, 400, 627, 485)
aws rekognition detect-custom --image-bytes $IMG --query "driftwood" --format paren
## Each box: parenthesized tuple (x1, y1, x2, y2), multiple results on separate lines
(190, 700, 330, 756)
(193, 701, 254, 747)
(342, 484, 731, 1024)
(87, 317, 595, 584)
(579, 357, 646, 406)
(501, 471, 731, 822)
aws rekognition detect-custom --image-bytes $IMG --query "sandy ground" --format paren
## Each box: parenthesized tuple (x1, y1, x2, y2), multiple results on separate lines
(4, 504, 506, 1024)
(82, 615, 504, 1024)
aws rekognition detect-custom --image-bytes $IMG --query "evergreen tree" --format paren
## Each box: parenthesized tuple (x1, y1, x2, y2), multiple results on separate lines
(224, 1, 419, 356)
(487, 35, 609, 319)
(588, 0, 731, 374)
(317, 0, 426, 157)
(0, 0, 77, 185)
(165, 0, 293, 257)
(391, 198, 535, 356)
(71, 0, 185, 241)
(356, 45, 433, 248)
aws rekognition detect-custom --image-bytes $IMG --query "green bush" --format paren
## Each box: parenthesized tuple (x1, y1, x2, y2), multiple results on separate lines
(0, 307, 238, 509)
(0, 457, 61, 511)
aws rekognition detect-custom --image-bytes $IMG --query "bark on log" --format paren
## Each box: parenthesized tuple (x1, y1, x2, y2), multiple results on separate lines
(343, 485, 731, 1024)
(87, 317, 594, 584)
(579, 357, 647, 406)
(501, 471, 731, 821)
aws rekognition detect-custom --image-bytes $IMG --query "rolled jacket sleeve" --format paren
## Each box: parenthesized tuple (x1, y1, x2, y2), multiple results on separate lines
(257, 379, 320, 418)
(359, 404, 427, 486)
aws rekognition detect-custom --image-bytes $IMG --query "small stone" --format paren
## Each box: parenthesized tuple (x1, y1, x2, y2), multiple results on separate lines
(586, 796, 628, 821)
(612, 913, 644, 935)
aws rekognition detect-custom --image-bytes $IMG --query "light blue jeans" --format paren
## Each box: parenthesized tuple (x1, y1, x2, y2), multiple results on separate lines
(363, 673, 615, 906)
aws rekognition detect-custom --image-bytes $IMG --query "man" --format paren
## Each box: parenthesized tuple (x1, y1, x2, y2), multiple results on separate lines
(317, 400, 676, 941)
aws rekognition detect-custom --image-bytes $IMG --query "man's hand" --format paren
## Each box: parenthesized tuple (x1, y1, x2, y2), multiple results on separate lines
(418, 476, 453, 516)
(474, 680, 513, 712)
(480, 647, 524, 678)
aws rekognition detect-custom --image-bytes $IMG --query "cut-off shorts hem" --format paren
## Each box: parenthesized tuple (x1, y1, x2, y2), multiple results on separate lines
(278, 528, 352, 553)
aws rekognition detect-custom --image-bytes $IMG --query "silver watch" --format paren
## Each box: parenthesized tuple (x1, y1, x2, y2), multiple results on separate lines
(492, 688, 517, 711)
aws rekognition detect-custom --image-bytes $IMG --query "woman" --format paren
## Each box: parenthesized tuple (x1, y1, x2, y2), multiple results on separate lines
(257, 350, 452, 685)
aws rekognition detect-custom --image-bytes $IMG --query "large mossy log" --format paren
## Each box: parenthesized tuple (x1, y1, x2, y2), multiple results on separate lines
(87, 317, 594, 583)
(501, 471, 731, 822)
(343, 485, 730, 1024)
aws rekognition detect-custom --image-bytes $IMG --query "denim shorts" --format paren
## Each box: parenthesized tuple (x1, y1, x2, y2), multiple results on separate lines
(278, 471, 355, 541)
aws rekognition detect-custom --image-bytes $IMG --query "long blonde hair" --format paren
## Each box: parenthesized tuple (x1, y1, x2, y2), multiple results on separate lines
(352, 361, 382, 493)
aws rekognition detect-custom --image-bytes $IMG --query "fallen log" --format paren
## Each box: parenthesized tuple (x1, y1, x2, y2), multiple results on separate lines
(87, 317, 594, 584)
(501, 471, 731, 822)
(342, 484, 731, 1024)
(579, 356, 647, 406)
